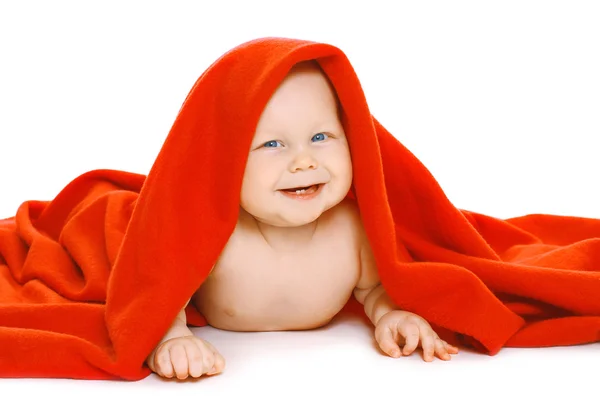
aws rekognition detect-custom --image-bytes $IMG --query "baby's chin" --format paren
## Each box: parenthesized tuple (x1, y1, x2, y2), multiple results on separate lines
(254, 211, 322, 228)
(241, 193, 345, 227)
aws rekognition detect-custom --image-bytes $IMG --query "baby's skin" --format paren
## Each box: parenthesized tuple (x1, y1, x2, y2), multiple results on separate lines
(146, 61, 458, 379)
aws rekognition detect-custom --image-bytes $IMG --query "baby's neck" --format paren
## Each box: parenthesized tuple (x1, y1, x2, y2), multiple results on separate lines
(254, 218, 319, 252)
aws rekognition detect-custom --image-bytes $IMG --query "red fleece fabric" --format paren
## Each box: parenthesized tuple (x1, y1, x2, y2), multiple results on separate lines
(1, 37, 599, 380)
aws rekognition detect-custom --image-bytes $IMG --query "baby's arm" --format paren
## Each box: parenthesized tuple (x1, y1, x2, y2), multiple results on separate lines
(155, 299, 194, 340)
(352, 233, 458, 361)
(352, 241, 398, 326)
(146, 298, 225, 379)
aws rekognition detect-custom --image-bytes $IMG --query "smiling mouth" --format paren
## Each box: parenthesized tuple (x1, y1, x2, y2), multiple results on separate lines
(278, 183, 324, 198)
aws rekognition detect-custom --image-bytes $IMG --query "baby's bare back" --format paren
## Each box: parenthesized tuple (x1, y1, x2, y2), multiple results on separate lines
(192, 199, 362, 331)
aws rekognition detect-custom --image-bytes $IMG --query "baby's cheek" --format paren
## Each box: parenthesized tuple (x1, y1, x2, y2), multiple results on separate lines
(240, 180, 270, 215)
(335, 162, 353, 193)
(239, 184, 256, 212)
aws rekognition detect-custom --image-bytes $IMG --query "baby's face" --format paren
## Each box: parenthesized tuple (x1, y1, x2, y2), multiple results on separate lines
(240, 62, 352, 227)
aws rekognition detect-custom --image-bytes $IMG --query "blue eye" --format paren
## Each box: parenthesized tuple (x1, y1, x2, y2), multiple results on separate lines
(312, 132, 329, 142)
(263, 140, 281, 148)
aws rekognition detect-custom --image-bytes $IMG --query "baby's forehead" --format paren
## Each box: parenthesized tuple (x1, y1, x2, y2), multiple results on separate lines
(285, 60, 343, 117)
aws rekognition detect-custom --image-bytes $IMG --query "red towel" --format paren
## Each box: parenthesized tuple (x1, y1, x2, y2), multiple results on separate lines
(1, 37, 599, 380)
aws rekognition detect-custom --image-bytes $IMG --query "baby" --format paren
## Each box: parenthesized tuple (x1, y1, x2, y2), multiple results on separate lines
(146, 60, 459, 379)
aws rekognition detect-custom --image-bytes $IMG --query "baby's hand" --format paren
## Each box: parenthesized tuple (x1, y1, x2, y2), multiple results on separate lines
(147, 335, 226, 379)
(374, 310, 459, 362)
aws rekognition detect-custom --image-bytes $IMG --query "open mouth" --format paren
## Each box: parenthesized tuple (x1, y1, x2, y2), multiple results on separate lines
(279, 183, 324, 199)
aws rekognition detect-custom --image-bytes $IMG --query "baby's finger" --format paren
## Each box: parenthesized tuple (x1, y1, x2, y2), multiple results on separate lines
(184, 343, 206, 378)
(201, 350, 216, 376)
(435, 338, 451, 361)
(206, 355, 225, 375)
(195, 338, 224, 375)
(376, 327, 402, 358)
(210, 352, 226, 374)
(201, 339, 220, 355)
(420, 333, 436, 362)
(445, 342, 460, 354)
(169, 344, 190, 379)
(155, 345, 174, 378)
(398, 322, 420, 356)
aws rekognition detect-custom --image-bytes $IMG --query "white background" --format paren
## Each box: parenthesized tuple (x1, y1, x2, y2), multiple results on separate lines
(0, 1, 598, 417)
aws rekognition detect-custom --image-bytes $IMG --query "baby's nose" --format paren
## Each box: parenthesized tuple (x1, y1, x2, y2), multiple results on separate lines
(290, 153, 318, 172)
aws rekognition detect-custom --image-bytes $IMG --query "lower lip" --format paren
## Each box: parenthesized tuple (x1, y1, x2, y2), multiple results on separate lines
(279, 184, 323, 200)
